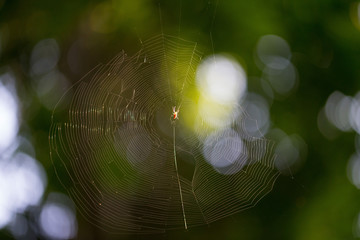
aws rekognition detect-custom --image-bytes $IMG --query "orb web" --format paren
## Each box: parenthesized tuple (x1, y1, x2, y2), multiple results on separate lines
(49, 34, 280, 234)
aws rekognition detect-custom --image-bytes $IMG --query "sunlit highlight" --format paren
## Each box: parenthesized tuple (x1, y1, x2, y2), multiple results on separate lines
(264, 62, 297, 95)
(197, 55, 246, 104)
(0, 81, 18, 153)
(317, 107, 339, 140)
(268, 129, 307, 175)
(256, 34, 291, 70)
(39, 193, 77, 240)
(347, 153, 360, 189)
(256, 35, 298, 96)
(243, 93, 270, 137)
(325, 91, 352, 132)
(31, 39, 71, 110)
(30, 38, 59, 76)
(350, 92, 360, 134)
(0, 153, 46, 228)
(8, 215, 28, 238)
(197, 97, 241, 129)
(203, 129, 248, 174)
(195, 54, 247, 130)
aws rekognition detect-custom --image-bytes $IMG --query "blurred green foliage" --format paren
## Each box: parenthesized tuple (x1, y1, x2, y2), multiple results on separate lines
(1, 0, 360, 239)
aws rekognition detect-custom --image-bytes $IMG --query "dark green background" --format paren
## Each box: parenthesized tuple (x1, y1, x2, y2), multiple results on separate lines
(0, 0, 359, 239)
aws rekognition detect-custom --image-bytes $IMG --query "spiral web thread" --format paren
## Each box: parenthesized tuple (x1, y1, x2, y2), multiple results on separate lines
(49, 34, 280, 234)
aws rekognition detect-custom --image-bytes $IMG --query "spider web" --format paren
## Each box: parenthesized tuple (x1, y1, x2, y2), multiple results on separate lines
(49, 34, 280, 234)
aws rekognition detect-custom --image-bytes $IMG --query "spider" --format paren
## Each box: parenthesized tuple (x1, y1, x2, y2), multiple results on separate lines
(172, 106, 180, 120)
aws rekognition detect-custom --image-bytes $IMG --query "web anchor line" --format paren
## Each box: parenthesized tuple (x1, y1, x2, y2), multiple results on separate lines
(172, 121, 188, 230)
